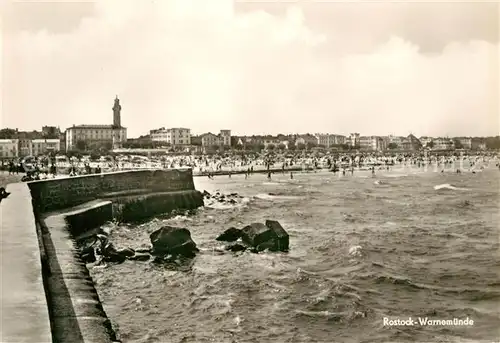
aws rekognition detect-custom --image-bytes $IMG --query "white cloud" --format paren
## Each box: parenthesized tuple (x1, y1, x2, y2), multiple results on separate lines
(2, 0, 498, 137)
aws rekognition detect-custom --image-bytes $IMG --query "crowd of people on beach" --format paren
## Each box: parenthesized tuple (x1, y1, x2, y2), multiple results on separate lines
(1, 150, 499, 181)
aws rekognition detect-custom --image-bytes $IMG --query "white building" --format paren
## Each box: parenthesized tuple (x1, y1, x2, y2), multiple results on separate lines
(0, 139, 19, 158)
(66, 124, 126, 151)
(359, 136, 386, 151)
(433, 137, 454, 150)
(150, 127, 191, 145)
(260, 136, 289, 149)
(168, 128, 191, 145)
(387, 135, 405, 148)
(200, 132, 220, 147)
(315, 134, 347, 147)
(150, 127, 168, 142)
(31, 139, 61, 156)
(200, 130, 232, 147)
(315, 134, 330, 147)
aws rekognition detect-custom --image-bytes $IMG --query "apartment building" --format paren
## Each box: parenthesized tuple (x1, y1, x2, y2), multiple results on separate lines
(0, 139, 19, 158)
(315, 134, 347, 147)
(220, 130, 231, 146)
(432, 137, 454, 150)
(31, 139, 61, 156)
(359, 136, 386, 151)
(348, 133, 361, 147)
(200, 132, 220, 147)
(200, 130, 232, 147)
(150, 127, 191, 145)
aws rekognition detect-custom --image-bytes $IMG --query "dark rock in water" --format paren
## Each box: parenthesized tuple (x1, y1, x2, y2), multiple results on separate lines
(151, 256, 165, 264)
(79, 237, 99, 254)
(81, 250, 96, 263)
(216, 227, 243, 242)
(255, 240, 278, 252)
(241, 223, 271, 245)
(100, 243, 127, 263)
(241, 220, 289, 252)
(75, 229, 109, 249)
(150, 226, 198, 258)
(129, 253, 150, 261)
(135, 248, 151, 254)
(265, 220, 289, 252)
(203, 190, 211, 197)
(230, 193, 238, 197)
(102, 252, 127, 263)
(229, 199, 237, 204)
(225, 243, 247, 252)
(117, 248, 135, 257)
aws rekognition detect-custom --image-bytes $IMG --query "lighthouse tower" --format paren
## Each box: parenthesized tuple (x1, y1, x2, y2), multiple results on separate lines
(112, 96, 123, 149)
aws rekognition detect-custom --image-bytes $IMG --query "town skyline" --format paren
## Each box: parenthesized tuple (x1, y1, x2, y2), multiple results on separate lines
(2, 0, 498, 138)
(1, 124, 498, 141)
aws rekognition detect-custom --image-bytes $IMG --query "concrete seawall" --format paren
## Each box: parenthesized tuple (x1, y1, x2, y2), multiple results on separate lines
(29, 169, 196, 213)
(1, 169, 204, 342)
(41, 201, 118, 343)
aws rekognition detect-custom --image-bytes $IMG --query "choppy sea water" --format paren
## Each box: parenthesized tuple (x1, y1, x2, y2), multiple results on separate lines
(90, 166, 500, 343)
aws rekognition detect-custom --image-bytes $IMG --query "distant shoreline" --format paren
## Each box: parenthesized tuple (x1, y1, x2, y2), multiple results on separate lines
(192, 166, 319, 177)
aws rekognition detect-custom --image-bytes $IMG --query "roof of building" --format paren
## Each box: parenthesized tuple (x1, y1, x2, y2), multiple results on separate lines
(68, 124, 127, 129)
(31, 139, 60, 143)
(151, 127, 189, 133)
(200, 132, 218, 137)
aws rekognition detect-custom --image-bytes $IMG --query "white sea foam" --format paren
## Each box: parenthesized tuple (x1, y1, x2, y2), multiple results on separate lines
(386, 174, 408, 178)
(255, 193, 302, 201)
(348, 245, 363, 257)
(434, 183, 469, 191)
(262, 182, 281, 186)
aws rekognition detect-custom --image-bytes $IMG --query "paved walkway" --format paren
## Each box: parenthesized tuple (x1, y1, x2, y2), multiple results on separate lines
(0, 183, 52, 343)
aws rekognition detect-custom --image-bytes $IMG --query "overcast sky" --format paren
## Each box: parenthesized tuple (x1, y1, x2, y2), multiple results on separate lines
(1, 0, 498, 137)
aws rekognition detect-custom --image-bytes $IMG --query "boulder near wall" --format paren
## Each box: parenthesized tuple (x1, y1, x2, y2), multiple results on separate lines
(150, 226, 199, 258)
(241, 220, 290, 252)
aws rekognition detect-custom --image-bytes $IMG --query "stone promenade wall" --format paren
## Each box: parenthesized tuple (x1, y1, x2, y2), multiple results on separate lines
(25, 169, 202, 342)
(28, 169, 195, 213)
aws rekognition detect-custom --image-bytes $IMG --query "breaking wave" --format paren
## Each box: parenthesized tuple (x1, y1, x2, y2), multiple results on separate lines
(434, 183, 469, 191)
